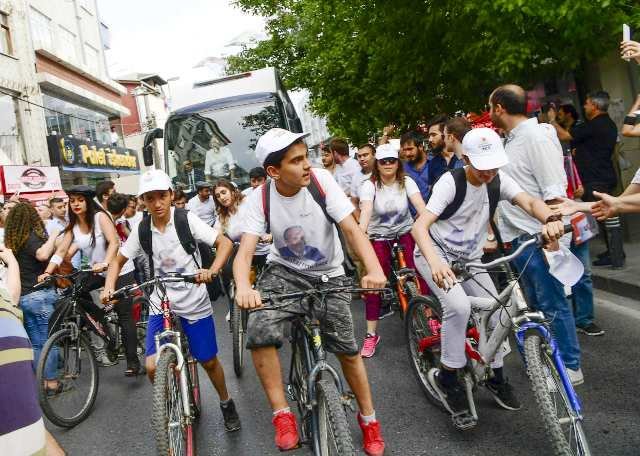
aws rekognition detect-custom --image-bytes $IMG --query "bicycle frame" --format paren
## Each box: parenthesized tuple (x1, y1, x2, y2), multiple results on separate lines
(374, 236, 421, 314)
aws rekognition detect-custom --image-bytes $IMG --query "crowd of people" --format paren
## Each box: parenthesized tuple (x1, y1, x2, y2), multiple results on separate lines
(2, 39, 640, 456)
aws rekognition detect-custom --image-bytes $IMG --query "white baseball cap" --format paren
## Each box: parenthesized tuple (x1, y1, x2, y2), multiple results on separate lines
(461, 127, 509, 170)
(375, 143, 399, 161)
(137, 168, 173, 196)
(255, 128, 309, 166)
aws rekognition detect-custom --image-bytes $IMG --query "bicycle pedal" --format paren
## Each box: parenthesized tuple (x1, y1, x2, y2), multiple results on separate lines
(451, 411, 477, 431)
(285, 384, 297, 402)
(341, 391, 356, 413)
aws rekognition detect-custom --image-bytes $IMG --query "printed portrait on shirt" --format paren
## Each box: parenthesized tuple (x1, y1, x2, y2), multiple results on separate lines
(377, 199, 402, 225)
(156, 248, 186, 276)
(277, 225, 326, 268)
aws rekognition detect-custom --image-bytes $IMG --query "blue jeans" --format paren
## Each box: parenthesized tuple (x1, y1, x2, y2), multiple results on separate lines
(20, 287, 59, 380)
(510, 237, 581, 370)
(570, 240, 594, 327)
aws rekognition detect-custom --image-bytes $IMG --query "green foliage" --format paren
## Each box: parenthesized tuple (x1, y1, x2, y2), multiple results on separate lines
(228, 0, 640, 142)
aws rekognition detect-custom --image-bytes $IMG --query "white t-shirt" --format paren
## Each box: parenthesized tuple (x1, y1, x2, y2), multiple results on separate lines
(359, 176, 420, 238)
(214, 199, 270, 256)
(204, 145, 235, 177)
(426, 169, 523, 260)
(242, 169, 354, 277)
(186, 195, 216, 226)
(351, 171, 372, 200)
(334, 157, 361, 196)
(631, 167, 640, 185)
(120, 208, 220, 320)
(124, 212, 143, 230)
(498, 118, 567, 242)
(241, 187, 255, 197)
(73, 212, 135, 276)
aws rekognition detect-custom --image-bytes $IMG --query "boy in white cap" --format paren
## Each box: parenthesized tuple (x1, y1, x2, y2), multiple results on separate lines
(101, 169, 241, 432)
(233, 128, 387, 455)
(411, 128, 566, 416)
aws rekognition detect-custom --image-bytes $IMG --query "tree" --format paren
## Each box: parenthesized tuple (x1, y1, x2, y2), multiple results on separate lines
(228, 0, 640, 143)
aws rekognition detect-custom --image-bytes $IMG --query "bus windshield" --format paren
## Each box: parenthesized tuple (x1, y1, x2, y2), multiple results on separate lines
(165, 99, 284, 190)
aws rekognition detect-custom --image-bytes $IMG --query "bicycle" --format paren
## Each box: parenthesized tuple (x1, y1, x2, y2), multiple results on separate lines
(405, 225, 591, 455)
(110, 272, 202, 456)
(255, 281, 388, 456)
(35, 268, 119, 428)
(369, 233, 424, 317)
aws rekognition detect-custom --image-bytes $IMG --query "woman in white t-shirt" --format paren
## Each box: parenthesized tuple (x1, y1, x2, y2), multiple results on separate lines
(411, 128, 566, 415)
(43, 186, 142, 376)
(357, 143, 430, 358)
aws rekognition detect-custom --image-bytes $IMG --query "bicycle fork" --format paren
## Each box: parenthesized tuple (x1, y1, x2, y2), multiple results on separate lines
(155, 333, 193, 421)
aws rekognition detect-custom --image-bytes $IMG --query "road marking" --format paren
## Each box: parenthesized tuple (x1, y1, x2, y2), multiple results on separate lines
(596, 297, 640, 321)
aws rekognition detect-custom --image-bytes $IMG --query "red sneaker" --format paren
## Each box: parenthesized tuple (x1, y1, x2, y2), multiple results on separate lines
(272, 411, 299, 451)
(358, 413, 385, 456)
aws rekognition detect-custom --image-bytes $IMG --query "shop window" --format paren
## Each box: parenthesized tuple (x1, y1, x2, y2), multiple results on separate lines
(29, 7, 53, 51)
(43, 93, 111, 144)
(0, 11, 13, 56)
(57, 26, 79, 64)
(0, 94, 25, 164)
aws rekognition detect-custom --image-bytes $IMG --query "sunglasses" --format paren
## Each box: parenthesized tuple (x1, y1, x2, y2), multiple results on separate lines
(378, 158, 398, 165)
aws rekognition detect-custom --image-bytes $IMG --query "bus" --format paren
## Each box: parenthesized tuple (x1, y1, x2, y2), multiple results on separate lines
(143, 67, 302, 189)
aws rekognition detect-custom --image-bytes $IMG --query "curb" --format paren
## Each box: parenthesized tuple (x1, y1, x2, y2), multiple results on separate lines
(592, 274, 640, 301)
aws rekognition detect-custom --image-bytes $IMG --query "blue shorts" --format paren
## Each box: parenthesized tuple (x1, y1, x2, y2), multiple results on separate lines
(145, 314, 219, 363)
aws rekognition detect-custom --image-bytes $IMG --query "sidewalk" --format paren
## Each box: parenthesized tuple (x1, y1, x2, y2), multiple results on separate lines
(589, 237, 640, 300)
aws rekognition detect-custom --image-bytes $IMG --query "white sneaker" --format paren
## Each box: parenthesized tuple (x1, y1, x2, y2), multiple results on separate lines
(567, 368, 584, 386)
(225, 311, 231, 322)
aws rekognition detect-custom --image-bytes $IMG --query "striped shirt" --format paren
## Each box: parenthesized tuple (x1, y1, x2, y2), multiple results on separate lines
(0, 287, 46, 456)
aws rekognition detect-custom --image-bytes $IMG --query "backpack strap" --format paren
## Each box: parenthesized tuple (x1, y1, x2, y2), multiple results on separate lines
(138, 214, 154, 279)
(486, 172, 506, 255)
(438, 168, 467, 220)
(262, 180, 271, 234)
(174, 208, 201, 269)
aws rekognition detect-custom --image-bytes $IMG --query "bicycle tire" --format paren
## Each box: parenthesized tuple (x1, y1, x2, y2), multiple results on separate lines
(231, 302, 244, 377)
(37, 329, 99, 428)
(152, 350, 195, 456)
(523, 333, 591, 456)
(404, 295, 446, 411)
(314, 379, 355, 456)
(291, 335, 313, 442)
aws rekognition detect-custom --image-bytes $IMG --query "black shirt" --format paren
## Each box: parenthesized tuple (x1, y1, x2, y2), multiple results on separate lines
(16, 232, 48, 295)
(570, 114, 618, 186)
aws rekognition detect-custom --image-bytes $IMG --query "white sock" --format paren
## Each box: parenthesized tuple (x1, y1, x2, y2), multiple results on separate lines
(360, 411, 376, 424)
(273, 407, 291, 416)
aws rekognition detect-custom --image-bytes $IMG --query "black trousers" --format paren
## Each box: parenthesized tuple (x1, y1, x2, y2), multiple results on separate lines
(79, 272, 139, 367)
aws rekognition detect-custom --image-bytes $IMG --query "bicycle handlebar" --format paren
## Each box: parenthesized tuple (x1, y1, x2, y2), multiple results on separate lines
(109, 272, 198, 301)
(31, 267, 95, 291)
(457, 223, 574, 273)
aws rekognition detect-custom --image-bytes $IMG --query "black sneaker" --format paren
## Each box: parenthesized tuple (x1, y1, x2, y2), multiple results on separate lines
(486, 379, 521, 411)
(220, 399, 241, 432)
(576, 322, 605, 336)
(428, 370, 468, 414)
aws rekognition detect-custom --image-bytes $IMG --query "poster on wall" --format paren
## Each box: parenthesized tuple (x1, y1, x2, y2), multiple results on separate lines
(47, 135, 141, 174)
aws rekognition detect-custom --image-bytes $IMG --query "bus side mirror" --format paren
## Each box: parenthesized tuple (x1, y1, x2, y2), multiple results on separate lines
(143, 128, 164, 166)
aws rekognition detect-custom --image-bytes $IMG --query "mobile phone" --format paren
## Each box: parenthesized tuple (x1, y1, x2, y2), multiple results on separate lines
(623, 24, 632, 60)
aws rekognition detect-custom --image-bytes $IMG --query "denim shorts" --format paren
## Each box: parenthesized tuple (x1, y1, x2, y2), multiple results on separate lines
(145, 314, 218, 363)
(246, 264, 358, 356)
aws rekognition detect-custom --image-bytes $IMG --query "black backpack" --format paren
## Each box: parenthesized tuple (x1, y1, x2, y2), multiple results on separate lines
(437, 167, 504, 249)
(261, 170, 357, 276)
(138, 208, 201, 280)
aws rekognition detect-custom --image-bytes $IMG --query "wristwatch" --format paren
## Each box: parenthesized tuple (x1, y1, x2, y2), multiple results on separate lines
(487, 234, 496, 242)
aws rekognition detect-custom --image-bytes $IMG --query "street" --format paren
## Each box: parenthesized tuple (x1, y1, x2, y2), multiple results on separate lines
(50, 289, 640, 455)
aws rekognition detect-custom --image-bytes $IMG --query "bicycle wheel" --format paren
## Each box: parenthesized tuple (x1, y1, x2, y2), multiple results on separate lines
(314, 379, 355, 456)
(152, 350, 195, 456)
(404, 295, 446, 410)
(37, 329, 99, 428)
(291, 336, 313, 442)
(231, 302, 245, 377)
(523, 333, 591, 456)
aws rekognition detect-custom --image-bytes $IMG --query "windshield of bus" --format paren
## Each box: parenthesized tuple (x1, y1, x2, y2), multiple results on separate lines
(165, 99, 284, 190)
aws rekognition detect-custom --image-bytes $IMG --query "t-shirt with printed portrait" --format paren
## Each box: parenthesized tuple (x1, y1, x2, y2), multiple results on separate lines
(426, 169, 523, 261)
(359, 176, 420, 239)
(242, 168, 354, 277)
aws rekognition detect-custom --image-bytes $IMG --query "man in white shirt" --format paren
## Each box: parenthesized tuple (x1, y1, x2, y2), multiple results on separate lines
(331, 138, 361, 196)
(350, 144, 375, 217)
(186, 182, 217, 226)
(204, 137, 235, 180)
(46, 197, 81, 269)
(489, 84, 583, 384)
(233, 128, 387, 455)
(102, 169, 241, 432)
(241, 167, 267, 197)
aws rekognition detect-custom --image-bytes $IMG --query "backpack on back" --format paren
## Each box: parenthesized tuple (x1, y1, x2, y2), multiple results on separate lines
(262, 170, 357, 276)
(138, 208, 201, 280)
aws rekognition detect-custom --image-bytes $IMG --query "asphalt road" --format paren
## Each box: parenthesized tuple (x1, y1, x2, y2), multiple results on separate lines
(50, 290, 640, 455)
